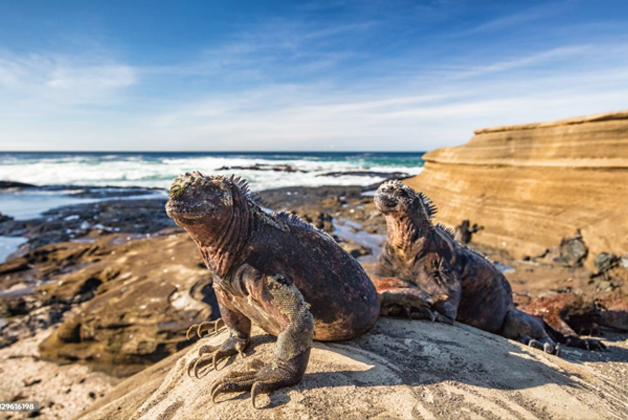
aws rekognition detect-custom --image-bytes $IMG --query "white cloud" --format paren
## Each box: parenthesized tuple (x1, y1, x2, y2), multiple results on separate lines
(2, 4, 628, 152)
(138, 39, 628, 151)
(0, 51, 136, 112)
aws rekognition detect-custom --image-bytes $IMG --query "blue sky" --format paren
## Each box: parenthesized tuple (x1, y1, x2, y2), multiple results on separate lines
(0, 0, 627, 151)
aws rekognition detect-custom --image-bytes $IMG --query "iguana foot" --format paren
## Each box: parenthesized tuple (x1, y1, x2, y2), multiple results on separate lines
(188, 334, 249, 378)
(186, 318, 225, 340)
(503, 310, 562, 356)
(210, 351, 309, 409)
(564, 336, 606, 351)
(406, 306, 456, 325)
(518, 334, 561, 355)
(408, 306, 437, 321)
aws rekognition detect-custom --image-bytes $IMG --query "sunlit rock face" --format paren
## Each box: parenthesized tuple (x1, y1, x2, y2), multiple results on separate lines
(405, 111, 628, 268)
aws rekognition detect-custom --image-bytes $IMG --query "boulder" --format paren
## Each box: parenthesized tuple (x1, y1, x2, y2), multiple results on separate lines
(406, 110, 628, 269)
(77, 318, 628, 420)
(36, 233, 218, 377)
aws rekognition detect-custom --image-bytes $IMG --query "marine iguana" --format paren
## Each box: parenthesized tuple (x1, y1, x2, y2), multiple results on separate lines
(372, 180, 605, 353)
(165, 172, 388, 408)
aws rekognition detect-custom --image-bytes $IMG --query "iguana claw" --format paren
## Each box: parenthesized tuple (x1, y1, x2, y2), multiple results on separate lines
(187, 334, 249, 379)
(185, 318, 225, 340)
(210, 358, 304, 409)
(519, 335, 560, 355)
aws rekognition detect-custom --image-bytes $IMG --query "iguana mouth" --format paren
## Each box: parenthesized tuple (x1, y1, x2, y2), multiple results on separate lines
(165, 199, 209, 220)
(165, 172, 218, 221)
(374, 194, 398, 213)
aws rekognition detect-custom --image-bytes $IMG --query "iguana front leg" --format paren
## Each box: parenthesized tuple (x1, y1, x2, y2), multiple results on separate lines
(188, 290, 251, 378)
(422, 253, 461, 325)
(210, 274, 314, 409)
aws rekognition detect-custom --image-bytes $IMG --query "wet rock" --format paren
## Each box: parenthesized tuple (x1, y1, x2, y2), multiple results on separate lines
(0, 199, 175, 250)
(216, 163, 304, 173)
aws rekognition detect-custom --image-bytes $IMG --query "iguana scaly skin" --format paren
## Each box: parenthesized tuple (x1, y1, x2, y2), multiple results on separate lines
(165, 172, 380, 407)
(373, 180, 605, 354)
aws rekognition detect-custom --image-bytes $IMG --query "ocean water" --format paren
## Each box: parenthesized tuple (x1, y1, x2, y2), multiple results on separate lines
(0, 152, 424, 191)
(0, 152, 424, 262)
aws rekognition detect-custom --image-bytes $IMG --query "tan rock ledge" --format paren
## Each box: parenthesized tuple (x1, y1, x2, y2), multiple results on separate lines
(77, 318, 628, 420)
(475, 110, 628, 134)
(406, 109, 628, 267)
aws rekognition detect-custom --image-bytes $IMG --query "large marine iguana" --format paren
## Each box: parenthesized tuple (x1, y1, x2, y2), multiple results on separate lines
(372, 180, 605, 353)
(165, 172, 402, 408)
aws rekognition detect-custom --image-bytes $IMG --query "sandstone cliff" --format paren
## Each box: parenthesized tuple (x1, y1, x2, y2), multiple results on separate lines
(406, 111, 628, 266)
(76, 319, 628, 420)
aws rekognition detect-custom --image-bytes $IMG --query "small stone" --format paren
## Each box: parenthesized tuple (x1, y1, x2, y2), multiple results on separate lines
(598, 280, 612, 291)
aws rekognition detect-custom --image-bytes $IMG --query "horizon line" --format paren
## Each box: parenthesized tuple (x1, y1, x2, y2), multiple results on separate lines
(0, 150, 428, 154)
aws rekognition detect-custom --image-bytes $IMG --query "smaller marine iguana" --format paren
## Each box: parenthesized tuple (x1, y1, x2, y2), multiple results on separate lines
(373, 180, 605, 353)
(165, 172, 388, 408)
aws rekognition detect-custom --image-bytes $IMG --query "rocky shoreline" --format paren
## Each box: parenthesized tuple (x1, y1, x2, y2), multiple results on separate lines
(1, 180, 627, 419)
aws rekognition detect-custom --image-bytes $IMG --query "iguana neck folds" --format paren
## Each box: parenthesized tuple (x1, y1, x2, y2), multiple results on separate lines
(190, 198, 257, 278)
(384, 213, 432, 253)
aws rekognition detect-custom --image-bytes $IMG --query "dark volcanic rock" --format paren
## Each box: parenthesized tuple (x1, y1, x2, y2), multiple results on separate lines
(317, 170, 410, 179)
(216, 163, 305, 173)
(0, 212, 14, 223)
(0, 180, 37, 189)
(0, 198, 175, 250)
(555, 230, 588, 268)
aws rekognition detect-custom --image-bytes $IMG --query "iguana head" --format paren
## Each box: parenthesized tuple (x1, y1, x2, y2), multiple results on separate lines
(375, 180, 437, 222)
(165, 172, 240, 227)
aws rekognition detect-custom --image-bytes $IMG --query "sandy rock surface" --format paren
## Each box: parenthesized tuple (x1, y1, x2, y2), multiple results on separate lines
(406, 110, 628, 269)
(0, 330, 120, 420)
(79, 318, 628, 420)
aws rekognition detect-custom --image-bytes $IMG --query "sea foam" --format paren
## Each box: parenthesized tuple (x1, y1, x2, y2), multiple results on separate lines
(0, 152, 424, 191)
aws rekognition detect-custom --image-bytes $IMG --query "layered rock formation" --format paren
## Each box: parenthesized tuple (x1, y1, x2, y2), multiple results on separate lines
(77, 319, 627, 420)
(406, 111, 628, 266)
